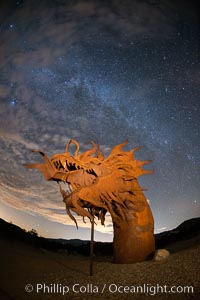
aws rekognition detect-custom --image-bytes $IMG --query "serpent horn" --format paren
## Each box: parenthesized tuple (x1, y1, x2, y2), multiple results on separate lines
(80, 141, 97, 160)
(65, 139, 80, 157)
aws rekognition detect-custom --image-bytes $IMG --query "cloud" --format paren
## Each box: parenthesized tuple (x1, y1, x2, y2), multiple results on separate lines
(156, 226, 167, 233)
(0, 0, 198, 238)
(0, 130, 114, 233)
(0, 179, 113, 234)
(1, 0, 197, 78)
(0, 126, 114, 234)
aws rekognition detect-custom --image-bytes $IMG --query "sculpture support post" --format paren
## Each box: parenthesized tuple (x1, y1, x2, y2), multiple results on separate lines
(89, 208, 95, 276)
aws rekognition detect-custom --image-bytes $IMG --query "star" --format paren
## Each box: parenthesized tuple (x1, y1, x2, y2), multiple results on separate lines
(10, 99, 17, 106)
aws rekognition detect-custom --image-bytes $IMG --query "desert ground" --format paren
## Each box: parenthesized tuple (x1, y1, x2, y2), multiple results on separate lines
(0, 236, 200, 300)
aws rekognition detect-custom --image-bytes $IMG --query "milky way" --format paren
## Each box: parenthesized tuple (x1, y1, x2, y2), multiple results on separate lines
(0, 0, 199, 241)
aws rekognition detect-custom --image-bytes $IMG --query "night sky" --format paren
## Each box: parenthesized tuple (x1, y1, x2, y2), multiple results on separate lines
(0, 0, 199, 242)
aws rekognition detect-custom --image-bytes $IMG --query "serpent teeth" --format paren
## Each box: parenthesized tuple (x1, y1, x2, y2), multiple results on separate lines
(59, 182, 73, 196)
(65, 182, 73, 195)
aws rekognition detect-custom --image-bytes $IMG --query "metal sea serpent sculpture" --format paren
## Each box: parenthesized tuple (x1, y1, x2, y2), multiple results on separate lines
(25, 139, 155, 263)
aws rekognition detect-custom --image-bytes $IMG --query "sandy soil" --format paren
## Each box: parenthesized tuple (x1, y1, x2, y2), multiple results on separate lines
(0, 239, 199, 300)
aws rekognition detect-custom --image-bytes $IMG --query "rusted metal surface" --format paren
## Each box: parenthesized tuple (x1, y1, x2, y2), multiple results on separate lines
(25, 139, 155, 263)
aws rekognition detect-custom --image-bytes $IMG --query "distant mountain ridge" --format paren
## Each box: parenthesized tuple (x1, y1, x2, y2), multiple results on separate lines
(0, 217, 200, 255)
(155, 217, 200, 248)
